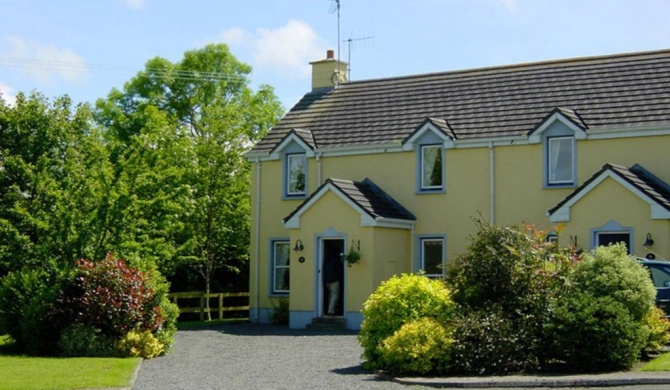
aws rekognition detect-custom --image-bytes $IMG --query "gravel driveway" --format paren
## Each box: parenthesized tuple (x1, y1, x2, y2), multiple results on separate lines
(131, 323, 413, 390)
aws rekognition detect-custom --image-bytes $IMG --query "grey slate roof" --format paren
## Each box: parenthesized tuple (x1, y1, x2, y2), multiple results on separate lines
(283, 178, 416, 224)
(253, 49, 670, 154)
(548, 163, 670, 216)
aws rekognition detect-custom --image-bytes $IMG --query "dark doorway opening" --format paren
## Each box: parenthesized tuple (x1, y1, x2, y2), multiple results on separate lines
(322, 239, 345, 317)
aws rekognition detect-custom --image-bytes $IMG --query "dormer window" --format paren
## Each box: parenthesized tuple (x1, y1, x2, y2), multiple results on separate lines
(421, 144, 443, 190)
(286, 153, 306, 197)
(547, 136, 575, 185)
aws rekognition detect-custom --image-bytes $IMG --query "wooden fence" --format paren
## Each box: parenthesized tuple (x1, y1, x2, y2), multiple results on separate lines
(167, 291, 250, 321)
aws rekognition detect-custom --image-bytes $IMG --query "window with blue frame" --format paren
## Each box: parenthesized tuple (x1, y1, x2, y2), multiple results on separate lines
(271, 240, 290, 294)
(285, 153, 306, 197)
(420, 237, 444, 277)
(547, 136, 574, 186)
(419, 144, 444, 192)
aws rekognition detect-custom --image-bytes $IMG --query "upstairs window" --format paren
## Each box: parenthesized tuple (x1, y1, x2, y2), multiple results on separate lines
(285, 153, 306, 197)
(420, 144, 444, 192)
(547, 136, 574, 186)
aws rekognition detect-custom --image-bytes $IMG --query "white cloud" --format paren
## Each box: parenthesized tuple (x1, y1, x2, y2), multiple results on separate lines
(499, 0, 519, 13)
(0, 82, 16, 107)
(5, 36, 88, 84)
(121, 0, 145, 10)
(217, 20, 328, 77)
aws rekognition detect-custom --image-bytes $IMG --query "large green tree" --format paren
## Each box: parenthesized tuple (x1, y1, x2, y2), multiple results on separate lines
(95, 44, 283, 299)
(0, 92, 109, 275)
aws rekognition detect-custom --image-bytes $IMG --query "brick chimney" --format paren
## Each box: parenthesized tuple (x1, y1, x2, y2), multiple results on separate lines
(309, 49, 348, 90)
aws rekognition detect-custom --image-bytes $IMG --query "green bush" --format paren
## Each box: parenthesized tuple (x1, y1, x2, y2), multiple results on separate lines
(543, 244, 657, 371)
(570, 244, 656, 322)
(116, 329, 164, 358)
(59, 324, 116, 357)
(446, 220, 575, 371)
(0, 267, 68, 355)
(358, 273, 455, 369)
(379, 317, 453, 375)
(548, 294, 647, 372)
(451, 309, 539, 375)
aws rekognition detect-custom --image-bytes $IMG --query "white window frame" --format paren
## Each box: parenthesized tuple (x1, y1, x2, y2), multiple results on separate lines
(547, 136, 575, 186)
(420, 144, 444, 191)
(271, 240, 290, 295)
(419, 237, 445, 278)
(285, 153, 306, 197)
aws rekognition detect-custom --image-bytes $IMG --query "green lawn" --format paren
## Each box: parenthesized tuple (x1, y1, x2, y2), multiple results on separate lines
(0, 335, 140, 390)
(638, 352, 670, 372)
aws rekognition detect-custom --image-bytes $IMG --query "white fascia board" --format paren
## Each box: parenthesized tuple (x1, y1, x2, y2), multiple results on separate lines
(283, 183, 371, 229)
(528, 113, 587, 144)
(585, 125, 670, 140)
(402, 123, 454, 151)
(548, 170, 670, 222)
(269, 133, 315, 159)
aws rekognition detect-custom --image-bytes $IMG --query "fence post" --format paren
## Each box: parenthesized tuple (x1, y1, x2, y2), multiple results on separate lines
(218, 293, 224, 320)
(199, 294, 205, 322)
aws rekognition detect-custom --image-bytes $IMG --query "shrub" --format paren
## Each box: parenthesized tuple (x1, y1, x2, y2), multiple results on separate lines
(642, 306, 670, 354)
(270, 298, 289, 325)
(358, 273, 455, 369)
(379, 317, 453, 375)
(451, 309, 539, 375)
(548, 294, 647, 372)
(116, 329, 164, 359)
(0, 267, 68, 355)
(59, 324, 115, 357)
(446, 220, 576, 371)
(570, 244, 656, 322)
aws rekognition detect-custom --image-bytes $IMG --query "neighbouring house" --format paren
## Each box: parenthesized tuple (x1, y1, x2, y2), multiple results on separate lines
(246, 48, 670, 330)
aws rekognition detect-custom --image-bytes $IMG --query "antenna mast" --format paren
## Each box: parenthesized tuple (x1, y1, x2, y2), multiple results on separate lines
(329, 0, 342, 85)
(345, 34, 374, 80)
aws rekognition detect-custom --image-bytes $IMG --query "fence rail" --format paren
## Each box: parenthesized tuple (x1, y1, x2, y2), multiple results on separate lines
(168, 291, 250, 321)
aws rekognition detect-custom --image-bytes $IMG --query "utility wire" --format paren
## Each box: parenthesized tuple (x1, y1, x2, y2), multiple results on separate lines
(0, 56, 249, 83)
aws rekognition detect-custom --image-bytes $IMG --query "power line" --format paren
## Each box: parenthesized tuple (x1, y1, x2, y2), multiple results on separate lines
(0, 56, 250, 83)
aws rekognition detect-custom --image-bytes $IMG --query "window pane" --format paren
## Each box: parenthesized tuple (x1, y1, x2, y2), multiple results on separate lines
(596, 232, 630, 253)
(287, 154, 306, 194)
(273, 242, 290, 292)
(549, 137, 573, 184)
(422, 146, 442, 189)
(422, 239, 443, 276)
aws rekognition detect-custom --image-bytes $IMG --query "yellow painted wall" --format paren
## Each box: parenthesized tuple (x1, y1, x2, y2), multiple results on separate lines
(249, 132, 670, 315)
(560, 177, 670, 258)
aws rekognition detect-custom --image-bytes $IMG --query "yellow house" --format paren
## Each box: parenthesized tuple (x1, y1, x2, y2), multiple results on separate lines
(246, 49, 670, 330)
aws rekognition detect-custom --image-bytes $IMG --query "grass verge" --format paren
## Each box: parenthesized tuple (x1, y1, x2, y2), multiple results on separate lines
(638, 352, 670, 372)
(0, 335, 140, 390)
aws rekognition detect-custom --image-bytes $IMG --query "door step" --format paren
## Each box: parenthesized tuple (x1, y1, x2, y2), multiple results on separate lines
(306, 316, 347, 331)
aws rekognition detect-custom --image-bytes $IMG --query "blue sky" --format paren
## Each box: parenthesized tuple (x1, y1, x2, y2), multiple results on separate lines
(1, 0, 669, 110)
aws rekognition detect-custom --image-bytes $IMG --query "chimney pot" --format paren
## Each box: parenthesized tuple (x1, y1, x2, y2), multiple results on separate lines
(326, 50, 334, 60)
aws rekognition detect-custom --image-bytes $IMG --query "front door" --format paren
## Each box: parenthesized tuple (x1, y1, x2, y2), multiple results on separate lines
(320, 239, 345, 317)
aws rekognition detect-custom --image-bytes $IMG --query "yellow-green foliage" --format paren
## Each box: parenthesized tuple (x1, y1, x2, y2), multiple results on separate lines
(379, 318, 453, 375)
(358, 274, 455, 369)
(116, 330, 164, 359)
(643, 307, 670, 352)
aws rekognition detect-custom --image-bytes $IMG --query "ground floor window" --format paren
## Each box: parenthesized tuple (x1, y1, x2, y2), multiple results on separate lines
(595, 232, 631, 254)
(419, 237, 445, 277)
(271, 240, 290, 294)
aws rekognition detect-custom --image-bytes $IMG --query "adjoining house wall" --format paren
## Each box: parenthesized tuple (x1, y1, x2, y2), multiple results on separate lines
(249, 131, 670, 326)
(561, 177, 670, 258)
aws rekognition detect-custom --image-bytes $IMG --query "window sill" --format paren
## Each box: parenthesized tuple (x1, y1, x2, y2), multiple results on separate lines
(416, 188, 445, 195)
(544, 183, 576, 189)
(282, 194, 307, 200)
(268, 292, 289, 298)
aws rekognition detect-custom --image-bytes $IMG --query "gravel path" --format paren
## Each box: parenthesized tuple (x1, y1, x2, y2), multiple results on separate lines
(131, 324, 416, 390)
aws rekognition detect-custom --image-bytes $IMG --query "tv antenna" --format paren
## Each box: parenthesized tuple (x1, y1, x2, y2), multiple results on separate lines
(328, 0, 342, 83)
(345, 34, 374, 80)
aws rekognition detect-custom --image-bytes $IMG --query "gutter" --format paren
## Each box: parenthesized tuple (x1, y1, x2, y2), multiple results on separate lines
(253, 157, 261, 322)
(489, 142, 495, 225)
